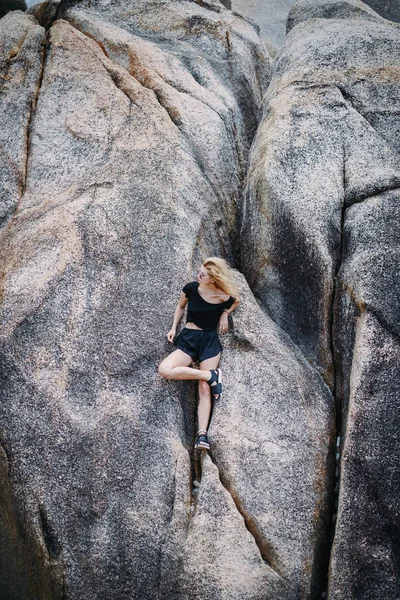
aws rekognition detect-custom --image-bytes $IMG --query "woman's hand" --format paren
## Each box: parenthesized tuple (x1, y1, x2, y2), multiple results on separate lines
(167, 328, 176, 343)
(218, 312, 229, 334)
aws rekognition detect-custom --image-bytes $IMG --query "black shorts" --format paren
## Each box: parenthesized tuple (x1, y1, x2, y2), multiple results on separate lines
(174, 328, 223, 363)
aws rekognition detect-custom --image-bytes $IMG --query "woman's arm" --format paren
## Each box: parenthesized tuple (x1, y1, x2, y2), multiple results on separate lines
(167, 293, 188, 342)
(218, 299, 240, 334)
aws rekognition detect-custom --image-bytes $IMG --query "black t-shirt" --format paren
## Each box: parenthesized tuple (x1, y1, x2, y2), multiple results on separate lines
(182, 281, 235, 331)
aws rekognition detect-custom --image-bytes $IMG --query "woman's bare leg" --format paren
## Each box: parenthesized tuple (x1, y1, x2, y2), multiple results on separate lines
(198, 353, 221, 432)
(158, 349, 212, 381)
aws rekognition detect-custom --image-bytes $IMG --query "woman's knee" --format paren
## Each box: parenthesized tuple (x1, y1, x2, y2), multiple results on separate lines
(158, 361, 172, 379)
(199, 379, 210, 396)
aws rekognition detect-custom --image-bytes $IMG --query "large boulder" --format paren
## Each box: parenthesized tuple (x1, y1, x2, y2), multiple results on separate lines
(365, 0, 400, 21)
(329, 190, 400, 600)
(241, 0, 400, 384)
(0, 1, 336, 598)
(241, 0, 400, 597)
(0, 2, 271, 598)
(286, 0, 391, 31)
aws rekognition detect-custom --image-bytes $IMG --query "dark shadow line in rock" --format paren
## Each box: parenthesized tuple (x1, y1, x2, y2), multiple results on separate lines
(190, 449, 205, 518)
(345, 183, 400, 209)
(38, 504, 62, 561)
(0, 437, 11, 476)
(368, 304, 400, 344)
(156, 456, 178, 594)
(337, 85, 400, 151)
(22, 30, 48, 199)
(208, 450, 284, 579)
(331, 141, 347, 423)
(191, 0, 222, 14)
(311, 141, 346, 599)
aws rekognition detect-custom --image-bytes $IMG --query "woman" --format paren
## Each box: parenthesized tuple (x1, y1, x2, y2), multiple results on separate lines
(158, 257, 239, 450)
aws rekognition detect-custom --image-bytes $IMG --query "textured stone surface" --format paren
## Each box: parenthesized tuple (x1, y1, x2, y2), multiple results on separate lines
(241, 1, 400, 598)
(0, 11, 45, 224)
(27, 0, 60, 28)
(241, 3, 400, 385)
(366, 0, 400, 21)
(0, 3, 329, 599)
(179, 454, 287, 600)
(1, 0, 398, 597)
(329, 191, 400, 599)
(287, 0, 389, 31)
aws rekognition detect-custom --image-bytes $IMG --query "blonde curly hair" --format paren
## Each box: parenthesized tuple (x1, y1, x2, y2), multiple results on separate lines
(202, 257, 239, 300)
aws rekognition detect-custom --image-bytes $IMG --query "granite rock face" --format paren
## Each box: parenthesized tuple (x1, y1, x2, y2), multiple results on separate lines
(0, 2, 335, 599)
(1, 0, 398, 597)
(241, 0, 400, 384)
(366, 0, 400, 21)
(0, 3, 271, 599)
(242, 1, 400, 598)
(330, 191, 400, 600)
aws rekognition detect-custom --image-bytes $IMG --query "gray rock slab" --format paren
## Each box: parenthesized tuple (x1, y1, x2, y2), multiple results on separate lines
(0, 2, 274, 598)
(241, 1, 400, 597)
(178, 454, 288, 600)
(366, 0, 400, 21)
(287, 0, 389, 32)
(329, 191, 400, 599)
(241, 3, 400, 385)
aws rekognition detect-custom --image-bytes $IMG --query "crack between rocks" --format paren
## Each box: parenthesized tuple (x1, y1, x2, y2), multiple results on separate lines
(157, 457, 178, 594)
(367, 304, 400, 345)
(0, 437, 11, 477)
(70, 23, 244, 185)
(345, 183, 400, 208)
(190, 0, 222, 13)
(207, 450, 285, 579)
(317, 142, 347, 599)
(38, 504, 62, 561)
(320, 123, 400, 595)
(21, 32, 48, 199)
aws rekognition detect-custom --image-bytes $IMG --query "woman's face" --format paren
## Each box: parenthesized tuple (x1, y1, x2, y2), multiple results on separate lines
(197, 265, 212, 284)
